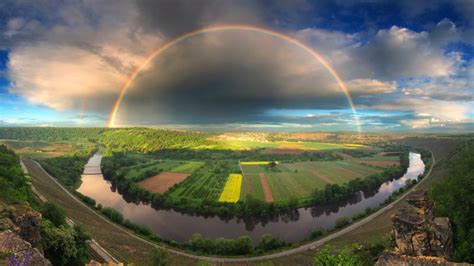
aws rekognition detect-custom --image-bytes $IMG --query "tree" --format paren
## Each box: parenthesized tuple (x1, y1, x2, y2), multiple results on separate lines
(151, 248, 169, 266)
(41, 202, 66, 227)
(258, 234, 285, 251)
(40, 220, 90, 266)
(431, 141, 474, 263)
(235, 236, 253, 255)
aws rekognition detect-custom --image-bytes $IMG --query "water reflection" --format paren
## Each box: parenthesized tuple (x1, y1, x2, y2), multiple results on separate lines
(77, 152, 424, 243)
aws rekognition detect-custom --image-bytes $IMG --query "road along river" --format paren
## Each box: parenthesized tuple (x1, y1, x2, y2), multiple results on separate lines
(77, 152, 425, 244)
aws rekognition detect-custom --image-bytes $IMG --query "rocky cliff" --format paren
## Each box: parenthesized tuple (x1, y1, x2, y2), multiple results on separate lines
(0, 202, 51, 265)
(376, 190, 470, 266)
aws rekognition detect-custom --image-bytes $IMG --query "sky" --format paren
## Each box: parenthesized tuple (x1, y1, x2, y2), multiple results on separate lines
(0, 0, 473, 132)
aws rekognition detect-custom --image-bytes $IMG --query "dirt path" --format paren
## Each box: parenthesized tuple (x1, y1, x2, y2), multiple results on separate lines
(259, 173, 274, 203)
(310, 171, 336, 184)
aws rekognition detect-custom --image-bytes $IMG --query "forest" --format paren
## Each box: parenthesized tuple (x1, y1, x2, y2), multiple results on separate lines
(0, 145, 91, 265)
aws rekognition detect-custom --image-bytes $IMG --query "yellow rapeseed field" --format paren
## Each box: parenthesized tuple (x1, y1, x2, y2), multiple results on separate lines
(218, 174, 242, 203)
(240, 161, 279, 165)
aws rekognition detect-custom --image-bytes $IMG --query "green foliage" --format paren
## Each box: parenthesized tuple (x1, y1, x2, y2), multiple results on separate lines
(100, 207, 124, 224)
(0, 145, 30, 203)
(311, 152, 409, 205)
(184, 233, 281, 256)
(75, 192, 96, 207)
(99, 207, 161, 242)
(40, 202, 66, 227)
(99, 128, 215, 154)
(151, 248, 169, 266)
(431, 140, 474, 263)
(40, 220, 91, 266)
(40, 144, 96, 189)
(0, 127, 105, 142)
(335, 217, 351, 229)
(314, 246, 365, 266)
(311, 228, 323, 239)
(257, 234, 286, 252)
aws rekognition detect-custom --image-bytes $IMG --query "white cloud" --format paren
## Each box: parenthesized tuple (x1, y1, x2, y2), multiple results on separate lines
(6, 1, 162, 112)
(346, 79, 397, 95)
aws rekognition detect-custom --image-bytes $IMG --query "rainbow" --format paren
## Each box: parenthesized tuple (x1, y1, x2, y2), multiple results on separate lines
(107, 24, 362, 132)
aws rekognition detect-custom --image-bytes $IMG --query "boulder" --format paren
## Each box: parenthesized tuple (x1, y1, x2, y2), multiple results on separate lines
(376, 190, 460, 265)
(0, 230, 51, 266)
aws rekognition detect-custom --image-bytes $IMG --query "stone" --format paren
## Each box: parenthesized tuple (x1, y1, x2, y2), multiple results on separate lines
(391, 190, 453, 258)
(13, 210, 42, 247)
(376, 250, 470, 266)
(0, 230, 51, 266)
(376, 190, 460, 265)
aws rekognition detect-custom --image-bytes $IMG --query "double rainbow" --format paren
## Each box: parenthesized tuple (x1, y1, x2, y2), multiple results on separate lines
(107, 24, 361, 132)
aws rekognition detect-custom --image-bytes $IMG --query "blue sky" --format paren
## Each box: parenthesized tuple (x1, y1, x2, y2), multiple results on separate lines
(0, 0, 473, 131)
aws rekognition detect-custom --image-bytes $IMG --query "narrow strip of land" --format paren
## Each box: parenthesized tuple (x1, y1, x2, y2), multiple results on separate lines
(310, 171, 336, 184)
(259, 173, 274, 203)
(23, 151, 434, 263)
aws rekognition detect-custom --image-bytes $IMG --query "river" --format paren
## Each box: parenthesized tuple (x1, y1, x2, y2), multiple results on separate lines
(77, 152, 424, 243)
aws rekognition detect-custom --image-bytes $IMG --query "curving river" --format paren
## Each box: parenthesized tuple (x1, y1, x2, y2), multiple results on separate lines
(77, 152, 425, 243)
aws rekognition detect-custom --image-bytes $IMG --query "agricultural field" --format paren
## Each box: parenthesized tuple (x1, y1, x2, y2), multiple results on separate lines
(120, 160, 203, 180)
(239, 157, 394, 202)
(139, 172, 190, 193)
(218, 139, 369, 151)
(0, 140, 79, 159)
(102, 138, 401, 206)
(218, 174, 243, 203)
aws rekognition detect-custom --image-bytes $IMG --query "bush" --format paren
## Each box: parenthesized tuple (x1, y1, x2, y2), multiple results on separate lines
(257, 234, 286, 251)
(311, 229, 323, 239)
(100, 207, 124, 224)
(335, 217, 350, 229)
(41, 202, 66, 227)
(151, 248, 169, 266)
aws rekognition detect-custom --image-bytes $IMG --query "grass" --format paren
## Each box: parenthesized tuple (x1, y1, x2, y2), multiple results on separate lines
(0, 140, 77, 159)
(240, 160, 383, 202)
(218, 174, 243, 203)
(216, 139, 368, 151)
(240, 173, 265, 200)
(123, 160, 203, 179)
(241, 164, 267, 173)
(240, 161, 280, 165)
(358, 156, 400, 161)
(169, 161, 204, 173)
(265, 171, 327, 201)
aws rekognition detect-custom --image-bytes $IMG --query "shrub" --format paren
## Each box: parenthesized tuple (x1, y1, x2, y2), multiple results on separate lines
(100, 207, 124, 224)
(41, 202, 66, 227)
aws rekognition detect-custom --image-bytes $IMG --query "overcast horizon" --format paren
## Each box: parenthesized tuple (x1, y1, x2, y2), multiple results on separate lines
(1, 0, 473, 132)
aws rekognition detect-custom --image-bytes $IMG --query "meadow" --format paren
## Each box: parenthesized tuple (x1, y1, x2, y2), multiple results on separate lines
(240, 159, 385, 202)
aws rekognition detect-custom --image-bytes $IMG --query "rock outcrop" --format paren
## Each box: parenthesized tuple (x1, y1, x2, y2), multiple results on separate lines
(0, 202, 51, 265)
(376, 190, 468, 266)
(0, 230, 51, 266)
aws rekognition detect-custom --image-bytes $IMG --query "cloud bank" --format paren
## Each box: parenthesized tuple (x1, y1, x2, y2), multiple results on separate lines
(1, 0, 472, 130)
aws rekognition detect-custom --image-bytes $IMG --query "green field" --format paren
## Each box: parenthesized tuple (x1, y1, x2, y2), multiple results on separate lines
(217, 139, 367, 151)
(170, 161, 204, 173)
(241, 173, 265, 200)
(121, 160, 203, 180)
(358, 156, 400, 161)
(240, 160, 385, 202)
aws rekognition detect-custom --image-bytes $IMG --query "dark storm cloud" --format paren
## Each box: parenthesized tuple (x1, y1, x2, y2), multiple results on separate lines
(116, 32, 355, 125)
(134, 0, 263, 37)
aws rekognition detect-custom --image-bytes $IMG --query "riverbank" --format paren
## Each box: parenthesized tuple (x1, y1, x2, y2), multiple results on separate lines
(23, 149, 431, 264)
